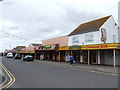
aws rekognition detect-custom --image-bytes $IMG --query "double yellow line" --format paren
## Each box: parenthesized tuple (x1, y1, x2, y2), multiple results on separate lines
(0, 63, 16, 89)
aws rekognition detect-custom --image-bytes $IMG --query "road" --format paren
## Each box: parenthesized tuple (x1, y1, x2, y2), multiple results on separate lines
(1, 57, 118, 88)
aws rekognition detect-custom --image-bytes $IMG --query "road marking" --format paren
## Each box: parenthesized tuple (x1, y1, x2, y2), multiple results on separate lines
(0, 63, 16, 89)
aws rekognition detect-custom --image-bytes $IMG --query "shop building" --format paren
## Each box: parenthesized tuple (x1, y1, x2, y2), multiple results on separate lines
(68, 15, 120, 67)
(11, 46, 26, 56)
(35, 35, 68, 61)
(19, 43, 42, 58)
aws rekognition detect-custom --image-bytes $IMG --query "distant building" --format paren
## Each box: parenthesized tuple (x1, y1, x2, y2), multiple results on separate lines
(25, 43, 42, 51)
(12, 46, 26, 52)
(18, 43, 42, 58)
(36, 35, 68, 61)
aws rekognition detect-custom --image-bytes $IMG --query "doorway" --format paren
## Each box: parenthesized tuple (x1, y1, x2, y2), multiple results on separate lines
(90, 50, 98, 64)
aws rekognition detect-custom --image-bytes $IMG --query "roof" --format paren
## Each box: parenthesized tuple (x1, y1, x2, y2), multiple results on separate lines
(12, 46, 26, 51)
(31, 43, 42, 47)
(42, 35, 68, 46)
(68, 15, 111, 36)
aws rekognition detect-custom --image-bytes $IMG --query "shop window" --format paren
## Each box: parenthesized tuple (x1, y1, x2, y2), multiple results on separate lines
(85, 34, 93, 43)
(72, 36, 79, 44)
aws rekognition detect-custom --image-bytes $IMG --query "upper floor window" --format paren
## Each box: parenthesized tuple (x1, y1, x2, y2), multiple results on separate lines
(85, 34, 93, 43)
(72, 36, 79, 44)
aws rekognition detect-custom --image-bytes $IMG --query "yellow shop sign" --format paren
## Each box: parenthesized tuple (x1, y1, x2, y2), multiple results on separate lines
(82, 43, 120, 50)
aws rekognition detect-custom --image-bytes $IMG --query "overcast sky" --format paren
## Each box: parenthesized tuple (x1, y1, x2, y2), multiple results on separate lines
(0, 0, 119, 52)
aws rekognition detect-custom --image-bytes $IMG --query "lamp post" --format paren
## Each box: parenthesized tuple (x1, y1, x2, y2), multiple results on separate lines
(118, 1, 120, 43)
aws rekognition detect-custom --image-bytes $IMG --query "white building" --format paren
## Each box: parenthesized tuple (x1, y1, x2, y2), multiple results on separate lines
(68, 15, 118, 46)
(68, 15, 120, 67)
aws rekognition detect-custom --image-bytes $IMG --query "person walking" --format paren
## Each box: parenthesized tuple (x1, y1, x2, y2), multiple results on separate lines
(70, 54, 74, 66)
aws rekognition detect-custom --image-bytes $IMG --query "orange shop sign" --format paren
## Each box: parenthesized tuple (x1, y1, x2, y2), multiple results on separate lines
(59, 46, 69, 50)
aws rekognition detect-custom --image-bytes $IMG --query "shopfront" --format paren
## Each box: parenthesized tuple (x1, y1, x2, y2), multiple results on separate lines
(59, 43, 120, 67)
(35, 44, 60, 61)
(18, 51, 35, 58)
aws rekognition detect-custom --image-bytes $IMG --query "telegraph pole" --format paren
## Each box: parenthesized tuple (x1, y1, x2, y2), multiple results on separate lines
(118, 1, 120, 43)
(9, 44, 11, 51)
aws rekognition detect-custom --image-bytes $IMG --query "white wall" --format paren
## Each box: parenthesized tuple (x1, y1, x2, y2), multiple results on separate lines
(100, 16, 118, 43)
(68, 31, 100, 46)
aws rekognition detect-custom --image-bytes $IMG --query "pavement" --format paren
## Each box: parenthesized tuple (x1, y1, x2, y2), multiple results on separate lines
(34, 59, 119, 75)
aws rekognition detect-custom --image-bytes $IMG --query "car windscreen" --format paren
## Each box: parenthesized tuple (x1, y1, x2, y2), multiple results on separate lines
(8, 53, 13, 55)
(25, 56, 32, 58)
(15, 54, 20, 56)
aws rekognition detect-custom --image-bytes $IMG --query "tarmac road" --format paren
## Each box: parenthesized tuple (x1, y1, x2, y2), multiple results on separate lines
(2, 57, 118, 88)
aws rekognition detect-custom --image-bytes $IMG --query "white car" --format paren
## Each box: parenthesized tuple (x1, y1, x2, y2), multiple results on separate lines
(6, 53, 13, 58)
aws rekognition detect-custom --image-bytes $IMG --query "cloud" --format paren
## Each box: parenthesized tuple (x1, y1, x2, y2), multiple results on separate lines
(0, 0, 119, 51)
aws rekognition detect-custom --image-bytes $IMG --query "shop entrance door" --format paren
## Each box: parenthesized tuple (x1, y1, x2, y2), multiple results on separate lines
(100, 50, 105, 65)
(73, 50, 80, 63)
(60, 51, 65, 61)
(82, 50, 88, 64)
(90, 50, 98, 64)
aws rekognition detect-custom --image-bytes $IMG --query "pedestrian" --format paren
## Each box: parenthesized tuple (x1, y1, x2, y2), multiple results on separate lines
(70, 54, 74, 66)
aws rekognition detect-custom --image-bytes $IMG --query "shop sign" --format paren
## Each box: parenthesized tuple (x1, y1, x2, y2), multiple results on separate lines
(59, 46, 69, 50)
(44, 46, 51, 49)
(69, 45, 81, 50)
(101, 28, 107, 43)
(18, 51, 35, 53)
(82, 43, 120, 50)
(59, 43, 120, 50)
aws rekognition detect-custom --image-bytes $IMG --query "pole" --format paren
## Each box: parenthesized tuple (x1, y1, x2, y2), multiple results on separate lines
(9, 44, 11, 51)
(113, 49, 116, 67)
(59, 51, 60, 62)
(88, 50, 90, 65)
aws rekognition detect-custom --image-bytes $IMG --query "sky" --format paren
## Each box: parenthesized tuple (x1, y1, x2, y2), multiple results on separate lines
(0, 0, 119, 52)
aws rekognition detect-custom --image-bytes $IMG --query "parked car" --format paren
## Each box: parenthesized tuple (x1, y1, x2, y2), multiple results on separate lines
(22, 55, 34, 61)
(6, 53, 13, 58)
(14, 53, 21, 59)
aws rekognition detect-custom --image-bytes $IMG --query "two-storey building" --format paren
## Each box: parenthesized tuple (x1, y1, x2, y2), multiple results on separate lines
(68, 15, 120, 67)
